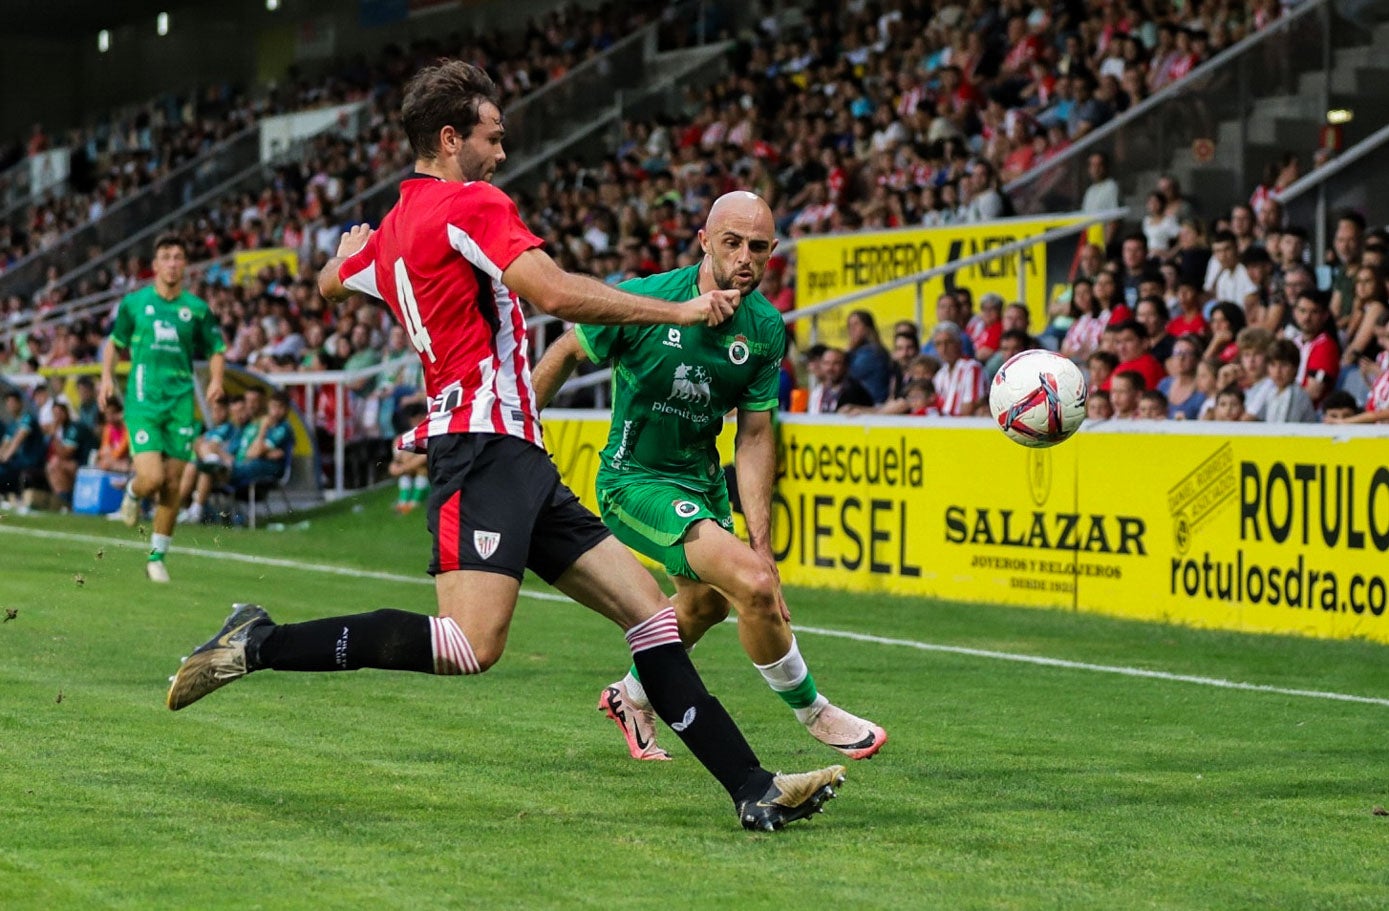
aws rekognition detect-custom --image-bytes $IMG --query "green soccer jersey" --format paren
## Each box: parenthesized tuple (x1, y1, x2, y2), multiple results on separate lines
(576, 265, 785, 492)
(110, 285, 225, 407)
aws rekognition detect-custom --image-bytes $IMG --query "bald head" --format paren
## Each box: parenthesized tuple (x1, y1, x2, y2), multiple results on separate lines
(700, 191, 777, 296)
(708, 191, 773, 230)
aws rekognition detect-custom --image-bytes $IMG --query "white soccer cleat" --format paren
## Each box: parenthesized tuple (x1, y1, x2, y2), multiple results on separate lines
(118, 489, 140, 527)
(146, 559, 170, 583)
(804, 703, 888, 760)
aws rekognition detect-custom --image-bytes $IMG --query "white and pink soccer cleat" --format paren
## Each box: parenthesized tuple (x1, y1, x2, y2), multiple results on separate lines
(598, 679, 671, 761)
(804, 703, 887, 760)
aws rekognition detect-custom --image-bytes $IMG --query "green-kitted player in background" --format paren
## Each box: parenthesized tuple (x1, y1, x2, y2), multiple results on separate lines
(100, 234, 226, 582)
(534, 191, 887, 761)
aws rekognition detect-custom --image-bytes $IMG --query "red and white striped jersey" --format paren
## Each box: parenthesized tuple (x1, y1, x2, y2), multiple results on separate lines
(1368, 352, 1389, 413)
(936, 357, 984, 416)
(339, 176, 544, 452)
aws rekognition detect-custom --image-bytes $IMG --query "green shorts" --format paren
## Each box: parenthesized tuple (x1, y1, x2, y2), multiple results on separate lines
(125, 395, 199, 462)
(597, 480, 733, 580)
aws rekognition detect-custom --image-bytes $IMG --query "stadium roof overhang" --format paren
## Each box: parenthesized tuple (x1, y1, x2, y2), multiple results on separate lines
(5, 0, 221, 39)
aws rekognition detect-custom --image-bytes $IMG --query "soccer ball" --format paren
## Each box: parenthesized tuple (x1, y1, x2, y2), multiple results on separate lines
(989, 349, 1088, 448)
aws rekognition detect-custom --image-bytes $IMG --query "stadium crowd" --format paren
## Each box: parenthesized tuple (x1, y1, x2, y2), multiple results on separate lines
(5, 0, 1387, 518)
(0, 1, 656, 294)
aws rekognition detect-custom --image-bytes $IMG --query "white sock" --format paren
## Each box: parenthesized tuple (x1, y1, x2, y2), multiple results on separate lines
(398, 476, 412, 495)
(754, 638, 829, 723)
(150, 533, 171, 556)
(754, 638, 809, 690)
(413, 474, 429, 491)
(623, 671, 651, 709)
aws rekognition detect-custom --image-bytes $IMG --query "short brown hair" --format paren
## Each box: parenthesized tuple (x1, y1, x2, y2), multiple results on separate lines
(1266, 338, 1300, 366)
(402, 60, 501, 159)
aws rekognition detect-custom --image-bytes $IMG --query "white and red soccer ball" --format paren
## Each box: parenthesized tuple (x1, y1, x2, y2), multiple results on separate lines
(989, 349, 1088, 448)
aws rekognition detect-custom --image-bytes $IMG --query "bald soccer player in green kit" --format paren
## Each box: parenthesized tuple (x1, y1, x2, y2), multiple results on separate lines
(533, 191, 887, 762)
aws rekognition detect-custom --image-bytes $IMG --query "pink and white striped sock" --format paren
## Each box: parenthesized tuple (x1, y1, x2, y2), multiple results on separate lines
(625, 606, 681, 654)
(429, 616, 481, 675)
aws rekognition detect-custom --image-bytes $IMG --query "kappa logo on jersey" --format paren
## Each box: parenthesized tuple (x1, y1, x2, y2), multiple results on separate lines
(145, 305, 155, 316)
(473, 530, 501, 560)
(728, 334, 750, 365)
(153, 320, 180, 344)
(663, 328, 683, 349)
(674, 500, 700, 518)
(669, 364, 711, 407)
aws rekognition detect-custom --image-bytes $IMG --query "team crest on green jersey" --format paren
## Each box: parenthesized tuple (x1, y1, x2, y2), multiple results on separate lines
(728, 334, 750, 365)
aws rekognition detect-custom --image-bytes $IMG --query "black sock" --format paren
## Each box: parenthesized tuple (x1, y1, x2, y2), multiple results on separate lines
(633, 643, 772, 804)
(250, 609, 434, 673)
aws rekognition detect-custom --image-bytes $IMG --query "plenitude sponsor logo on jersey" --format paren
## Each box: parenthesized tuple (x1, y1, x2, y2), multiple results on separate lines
(152, 319, 182, 348)
(653, 364, 718, 424)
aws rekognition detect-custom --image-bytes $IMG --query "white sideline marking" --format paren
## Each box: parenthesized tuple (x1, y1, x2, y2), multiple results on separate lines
(790, 624, 1389, 708)
(4, 524, 1387, 708)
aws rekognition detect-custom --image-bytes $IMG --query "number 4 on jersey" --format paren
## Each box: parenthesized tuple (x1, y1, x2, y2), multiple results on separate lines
(395, 257, 436, 363)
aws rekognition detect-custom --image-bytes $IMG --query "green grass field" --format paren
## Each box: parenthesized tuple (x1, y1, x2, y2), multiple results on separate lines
(2, 491, 1387, 910)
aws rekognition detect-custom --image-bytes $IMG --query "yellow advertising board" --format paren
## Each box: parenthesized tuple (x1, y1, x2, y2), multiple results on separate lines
(545, 412, 1389, 645)
(792, 215, 1084, 347)
(232, 247, 300, 286)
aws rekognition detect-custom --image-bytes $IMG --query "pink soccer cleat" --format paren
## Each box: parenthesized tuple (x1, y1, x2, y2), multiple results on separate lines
(598, 680, 671, 761)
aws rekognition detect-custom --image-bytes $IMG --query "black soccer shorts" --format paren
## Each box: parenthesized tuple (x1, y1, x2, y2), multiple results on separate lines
(424, 432, 610, 583)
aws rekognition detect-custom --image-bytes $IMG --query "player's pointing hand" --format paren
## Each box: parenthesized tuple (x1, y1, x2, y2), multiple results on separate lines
(683, 289, 741, 327)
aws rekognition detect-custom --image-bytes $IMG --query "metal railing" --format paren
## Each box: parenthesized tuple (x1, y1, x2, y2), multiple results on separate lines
(2, 253, 238, 343)
(1003, 0, 1369, 218)
(1278, 122, 1389, 256)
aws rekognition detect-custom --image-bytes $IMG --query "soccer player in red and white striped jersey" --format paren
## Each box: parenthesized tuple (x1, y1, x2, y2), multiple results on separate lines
(165, 60, 845, 832)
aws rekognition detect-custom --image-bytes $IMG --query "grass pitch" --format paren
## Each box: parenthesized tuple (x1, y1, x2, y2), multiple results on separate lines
(1, 492, 1386, 910)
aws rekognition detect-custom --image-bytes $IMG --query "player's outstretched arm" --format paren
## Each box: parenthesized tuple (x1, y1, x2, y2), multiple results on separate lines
(531, 330, 591, 410)
(503, 249, 738, 328)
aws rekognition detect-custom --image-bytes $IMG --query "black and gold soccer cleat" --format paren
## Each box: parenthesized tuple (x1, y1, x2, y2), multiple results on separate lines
(738, 765, 846, 832)
(166, 603, 272, 711)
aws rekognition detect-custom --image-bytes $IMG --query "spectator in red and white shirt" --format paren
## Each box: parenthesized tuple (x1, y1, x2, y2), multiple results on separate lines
(1290, 290, 1341, 407)
(930, 321, 984, 416)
